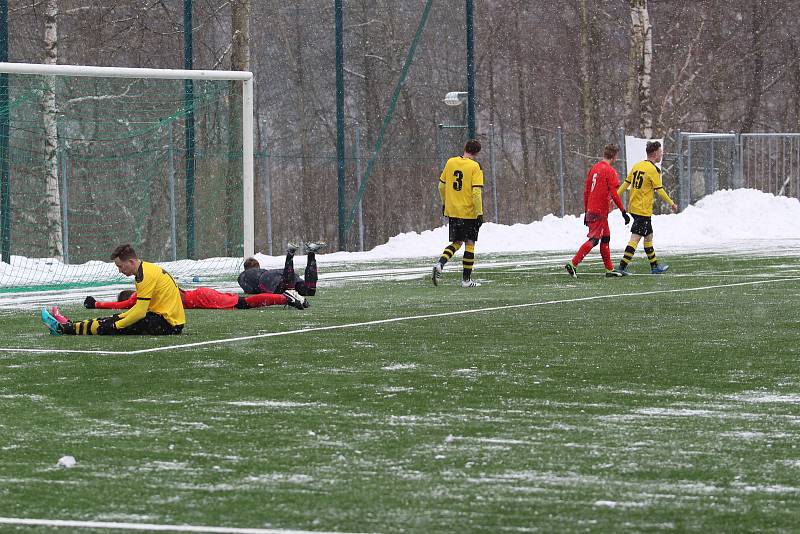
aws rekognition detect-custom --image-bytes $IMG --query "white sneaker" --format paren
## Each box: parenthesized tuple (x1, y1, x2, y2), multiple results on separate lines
(303, 241, 328, 254)
(282, 289, 307, 310)
(461, 279, 481, 288)
(432, 263, 443, 286)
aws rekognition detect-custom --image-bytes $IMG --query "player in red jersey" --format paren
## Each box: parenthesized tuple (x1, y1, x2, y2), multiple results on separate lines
(81, 285, 307, 311)
(565, 143, 630, 278)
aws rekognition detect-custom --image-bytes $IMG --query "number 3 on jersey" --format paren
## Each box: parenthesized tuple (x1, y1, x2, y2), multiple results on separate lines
(452, 170, 463, 191)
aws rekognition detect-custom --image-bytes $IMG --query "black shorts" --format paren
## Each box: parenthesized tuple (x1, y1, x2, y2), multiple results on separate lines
(115, 312, 183, 335)
(448, 217, 481, 242)
(630, 214, 653, 237)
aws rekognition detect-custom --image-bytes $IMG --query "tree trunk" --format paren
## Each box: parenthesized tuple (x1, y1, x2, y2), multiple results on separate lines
(740, 0, 764, 133)
(625, 0, 643, 132)
(636, 0, 654, 138)
(513, 1, 531, 217)
(578, 0, 596, 153)
(225, 0, 250, 257)
(42, 0, 63, 261)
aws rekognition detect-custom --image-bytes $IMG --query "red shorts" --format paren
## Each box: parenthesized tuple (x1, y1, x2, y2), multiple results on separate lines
(584, 213, 610, 239)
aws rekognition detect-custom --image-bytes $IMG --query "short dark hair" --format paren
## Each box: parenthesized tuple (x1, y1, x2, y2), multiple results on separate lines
(464, 139, 481, 155)
(646, 140, 662, 155)
(117, 289, 135, 302)
(110, 244, 137, 261)
(243, 257, 260, 270)
(603, 143, 620, 159)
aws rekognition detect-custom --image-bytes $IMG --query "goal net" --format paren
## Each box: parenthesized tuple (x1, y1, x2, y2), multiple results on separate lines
(0, 63, 254, 292)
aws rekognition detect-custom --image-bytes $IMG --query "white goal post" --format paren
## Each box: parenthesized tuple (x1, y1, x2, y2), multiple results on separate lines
(0, 61, 255, 260)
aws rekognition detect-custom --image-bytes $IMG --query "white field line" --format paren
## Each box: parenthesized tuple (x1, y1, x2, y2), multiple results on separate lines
(1, 276, 798, 357)
(0, 517, 371, 534)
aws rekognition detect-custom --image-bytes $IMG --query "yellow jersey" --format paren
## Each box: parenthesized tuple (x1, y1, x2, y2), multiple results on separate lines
(439, 156, 484, 219)
(115, 261, 185, 328)
(618, 159, 675, 217)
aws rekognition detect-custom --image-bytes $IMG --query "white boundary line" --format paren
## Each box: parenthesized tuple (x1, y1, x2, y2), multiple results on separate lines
(2, 276, 797, 357)
(0, 517, 370, 534)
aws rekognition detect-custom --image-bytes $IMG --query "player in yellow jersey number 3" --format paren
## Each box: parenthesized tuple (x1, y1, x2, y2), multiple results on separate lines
(432, 139, 484, 288)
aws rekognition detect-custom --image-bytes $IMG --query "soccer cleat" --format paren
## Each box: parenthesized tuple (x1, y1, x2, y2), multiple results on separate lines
(41, 307, 63, 336)
(613, 268, 630, 276)
(564, 263, 577, 279)
(282, 289, 307, 310)
(605, 270, 624, 278)
(432, 263, 443, 286)
(303, 241, 328, 254)
(286, 242, 300, 255)
(651, 264, 670, 274)
(461, 279, 481, 288)
(50, 306, 70, 324)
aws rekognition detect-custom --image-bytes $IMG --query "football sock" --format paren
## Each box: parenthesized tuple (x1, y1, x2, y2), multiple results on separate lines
(282, 252, 296, 290)
(439, 242, 462, 266)
(619, 239, 638, 270)
(571, 240, 595, 267)
(66, 319, 99, 335)
(600, 241, 613, 271)
(462, 243, 475, 281)
(303, 252, 318, 294)
(644, 240, 658, 268)
(244, 293, 286, 308)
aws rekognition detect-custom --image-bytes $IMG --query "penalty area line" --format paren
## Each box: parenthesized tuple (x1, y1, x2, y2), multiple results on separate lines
(2, 276, 798, 357)
(0, 517, 371, 534)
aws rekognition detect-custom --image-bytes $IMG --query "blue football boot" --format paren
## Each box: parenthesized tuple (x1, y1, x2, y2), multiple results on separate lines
(41, 307, 63, 336)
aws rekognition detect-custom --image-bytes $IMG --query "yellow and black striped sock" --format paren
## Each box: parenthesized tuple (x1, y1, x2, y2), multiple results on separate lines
(439, 242, 462, 266)
(70, 319, 100, 335)
(619, 239, 638, 270)
(462, 243, 475, 281)
(644, 241, 658, 268)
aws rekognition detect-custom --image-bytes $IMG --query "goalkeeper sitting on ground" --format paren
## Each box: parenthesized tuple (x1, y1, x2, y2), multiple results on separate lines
(41, 244, 185, 336)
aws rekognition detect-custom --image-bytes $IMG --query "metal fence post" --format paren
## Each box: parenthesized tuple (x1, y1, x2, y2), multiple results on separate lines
(556, 126, 565, 217)
(355, 124, 364, 251)
(677, 130, 687, 208)
(167, 124, 177, 261)
(489, 122, 498, 223)
(260, 118, 273, 256)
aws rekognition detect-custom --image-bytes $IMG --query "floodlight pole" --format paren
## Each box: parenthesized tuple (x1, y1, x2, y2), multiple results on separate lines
(466, 0, 476, 139)
(335, 0, 346, 251)
(183, 0, 196, 259)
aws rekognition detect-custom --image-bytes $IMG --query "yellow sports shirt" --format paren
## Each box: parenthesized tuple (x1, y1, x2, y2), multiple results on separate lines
(115, 261, 185, 328)
(618, 160, 674, 217)
(438, 156, 484, 219)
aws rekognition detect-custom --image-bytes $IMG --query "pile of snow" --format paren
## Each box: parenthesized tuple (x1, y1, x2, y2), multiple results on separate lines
(313, 188, 799, 263)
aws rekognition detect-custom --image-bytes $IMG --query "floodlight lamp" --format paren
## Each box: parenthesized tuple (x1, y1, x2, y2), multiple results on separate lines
(443, 91, 468, 106)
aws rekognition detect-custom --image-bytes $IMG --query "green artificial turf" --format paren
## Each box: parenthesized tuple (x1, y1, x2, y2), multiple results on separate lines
(0, 251, 799, 533)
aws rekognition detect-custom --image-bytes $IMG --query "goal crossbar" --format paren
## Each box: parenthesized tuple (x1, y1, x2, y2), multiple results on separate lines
(0, 61, 255, 260)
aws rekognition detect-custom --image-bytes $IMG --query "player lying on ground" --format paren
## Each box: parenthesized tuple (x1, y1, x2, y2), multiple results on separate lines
(238, 241, 325, 296)
(81, 284, 308, 312)
(41, 244, 185, 336)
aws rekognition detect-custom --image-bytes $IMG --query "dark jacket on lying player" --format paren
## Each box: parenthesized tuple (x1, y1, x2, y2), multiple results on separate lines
(238, 249, 318, 297)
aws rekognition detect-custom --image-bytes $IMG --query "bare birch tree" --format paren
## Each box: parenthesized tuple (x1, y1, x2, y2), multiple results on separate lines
(628, 0, 654, 137)
(42, 0, 63, 260)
